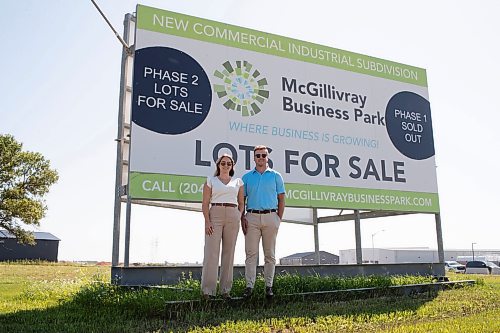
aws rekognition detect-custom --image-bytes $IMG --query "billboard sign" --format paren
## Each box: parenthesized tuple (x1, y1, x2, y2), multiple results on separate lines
(129, 5, 439, 213)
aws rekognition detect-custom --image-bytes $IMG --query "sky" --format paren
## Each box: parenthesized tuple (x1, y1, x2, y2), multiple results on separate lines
(1, 0, 499, 264)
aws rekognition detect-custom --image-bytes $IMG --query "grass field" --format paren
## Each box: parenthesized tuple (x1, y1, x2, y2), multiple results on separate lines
(1, 262, 499, 332)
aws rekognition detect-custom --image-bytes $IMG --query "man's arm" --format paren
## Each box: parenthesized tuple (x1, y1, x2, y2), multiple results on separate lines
(275, 171, 286, 220)
(277, 193, 285, 220)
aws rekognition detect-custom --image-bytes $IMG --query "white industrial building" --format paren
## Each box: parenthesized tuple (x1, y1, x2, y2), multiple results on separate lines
(339, 248, 500, 265)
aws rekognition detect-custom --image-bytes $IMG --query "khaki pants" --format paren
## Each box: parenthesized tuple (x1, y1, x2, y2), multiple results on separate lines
(244, 212, 280, 288)
(201, 206, 240, 295)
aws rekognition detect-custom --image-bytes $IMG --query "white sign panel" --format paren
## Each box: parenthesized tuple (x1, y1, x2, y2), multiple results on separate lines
(129, 5, 439, 213)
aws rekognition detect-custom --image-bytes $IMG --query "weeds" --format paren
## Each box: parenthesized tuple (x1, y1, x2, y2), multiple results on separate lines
(1, 263, 498, 332)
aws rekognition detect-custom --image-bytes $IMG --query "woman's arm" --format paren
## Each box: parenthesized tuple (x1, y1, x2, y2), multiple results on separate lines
(202, 182, 213, 235)
(237, 185, 244, 215)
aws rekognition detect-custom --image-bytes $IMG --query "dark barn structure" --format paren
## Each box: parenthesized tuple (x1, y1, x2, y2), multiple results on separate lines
(0, 230, 60, 262)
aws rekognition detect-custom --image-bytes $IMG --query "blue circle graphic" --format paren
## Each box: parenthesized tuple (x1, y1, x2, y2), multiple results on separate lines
(385, 91, 435, 160)
(132, 47, 212, 134)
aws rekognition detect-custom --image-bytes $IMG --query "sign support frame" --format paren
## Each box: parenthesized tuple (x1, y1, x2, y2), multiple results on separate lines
(111, 12, 445, 279)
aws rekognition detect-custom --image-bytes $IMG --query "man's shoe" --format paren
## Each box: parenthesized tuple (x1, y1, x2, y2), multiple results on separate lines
(243, 287, 253, 298)
(265, 286, 274, 298)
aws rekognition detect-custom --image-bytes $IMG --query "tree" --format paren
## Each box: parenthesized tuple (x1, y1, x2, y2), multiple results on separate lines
(0, 134, 59, 244)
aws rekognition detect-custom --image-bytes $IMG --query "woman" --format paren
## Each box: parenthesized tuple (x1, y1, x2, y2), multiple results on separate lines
(201, 153, 244, 299)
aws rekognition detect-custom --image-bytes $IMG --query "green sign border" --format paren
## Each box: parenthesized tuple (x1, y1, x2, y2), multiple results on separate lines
(136, 5, 427, 87)
(129, 172, 439, 213)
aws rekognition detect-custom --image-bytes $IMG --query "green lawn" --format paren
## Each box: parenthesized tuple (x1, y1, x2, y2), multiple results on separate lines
(1, 262, 499, 332)
(0, 262, 108, 313)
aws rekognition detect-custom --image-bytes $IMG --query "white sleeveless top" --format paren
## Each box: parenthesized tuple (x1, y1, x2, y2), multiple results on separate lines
(206, 176, 243, 205)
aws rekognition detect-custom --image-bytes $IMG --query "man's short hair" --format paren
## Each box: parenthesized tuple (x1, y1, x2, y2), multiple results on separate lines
(253, 145, 268, 152)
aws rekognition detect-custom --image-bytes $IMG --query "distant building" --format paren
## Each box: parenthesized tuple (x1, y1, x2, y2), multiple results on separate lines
(0, 230, 60, 262)
(339, 248, 500, 265)
(280, 251, 339, 265)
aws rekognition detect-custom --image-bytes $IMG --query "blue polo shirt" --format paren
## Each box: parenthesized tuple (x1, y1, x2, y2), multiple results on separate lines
(242, 167, 285, 210)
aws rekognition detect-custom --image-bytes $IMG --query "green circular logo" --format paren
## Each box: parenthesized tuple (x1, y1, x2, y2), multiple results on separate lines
(213, 61, 269, 117)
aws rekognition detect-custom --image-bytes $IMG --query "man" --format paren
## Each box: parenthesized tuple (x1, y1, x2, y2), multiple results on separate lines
(241, 145, 285, 298)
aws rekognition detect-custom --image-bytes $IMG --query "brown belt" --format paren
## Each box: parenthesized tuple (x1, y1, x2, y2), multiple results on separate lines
(212, 203, 237, 207)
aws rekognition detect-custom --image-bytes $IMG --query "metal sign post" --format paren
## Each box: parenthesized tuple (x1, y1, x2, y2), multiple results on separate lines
(112, 13, 134, 267)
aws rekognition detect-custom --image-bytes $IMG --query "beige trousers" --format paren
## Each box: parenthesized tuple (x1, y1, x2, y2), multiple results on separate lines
(244, 212, 281, 288)
(201, 206, 240, 295)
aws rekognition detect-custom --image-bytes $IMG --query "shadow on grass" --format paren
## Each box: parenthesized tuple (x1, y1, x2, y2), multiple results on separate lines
(0, 284, 451, 333)
(0, 302, 166, 333)
(169, 288, 444, 332)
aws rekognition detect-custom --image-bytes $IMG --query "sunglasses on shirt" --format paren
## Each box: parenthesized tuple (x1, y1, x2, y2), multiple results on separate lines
(219, 161, 233, 166)
(255, 153, 267, 158)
